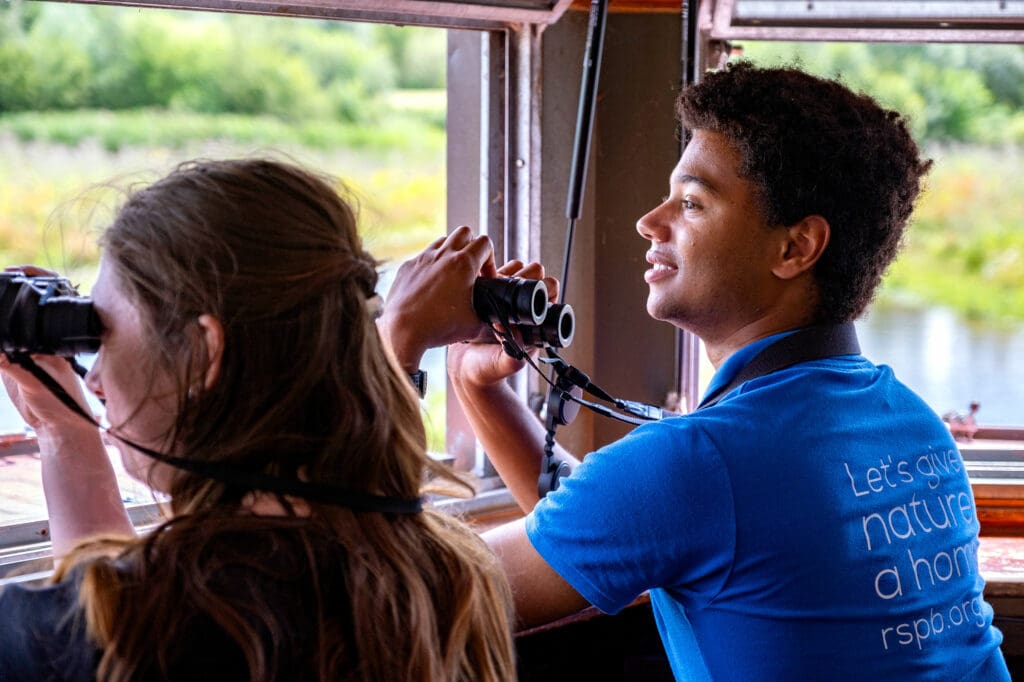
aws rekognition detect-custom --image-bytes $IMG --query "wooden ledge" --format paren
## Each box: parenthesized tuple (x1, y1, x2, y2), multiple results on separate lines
(979, 536, 1024, 597)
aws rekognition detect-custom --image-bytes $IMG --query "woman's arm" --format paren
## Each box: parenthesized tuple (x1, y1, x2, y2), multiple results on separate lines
(0, 354, 133, 557)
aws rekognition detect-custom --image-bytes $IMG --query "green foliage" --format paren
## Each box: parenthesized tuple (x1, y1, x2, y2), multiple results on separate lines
(0, 1, 445, 122)
(739, 42, 1024, 144)
(0, 17, 92, 110)
(369, 23, 445, 89)
(396, 30, 446, 89)
(883, 146, 1024, 321)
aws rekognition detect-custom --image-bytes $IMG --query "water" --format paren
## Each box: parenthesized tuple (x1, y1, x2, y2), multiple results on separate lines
(857, 305, 1024, 426)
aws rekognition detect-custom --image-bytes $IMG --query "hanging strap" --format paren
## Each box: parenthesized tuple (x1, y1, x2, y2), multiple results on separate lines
(4, 352, 423, 514)
(697, 322, 861, 411)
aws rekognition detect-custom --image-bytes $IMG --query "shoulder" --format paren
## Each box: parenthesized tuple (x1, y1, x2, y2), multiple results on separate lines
(0, 570, 99, 681)
(598, 415, 722, 465)
(700, 355, 930, 435)
(535, 415, 737, 539)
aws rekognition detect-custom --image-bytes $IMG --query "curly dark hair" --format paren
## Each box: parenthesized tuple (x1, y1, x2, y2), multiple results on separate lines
(677, 61, 932, 323)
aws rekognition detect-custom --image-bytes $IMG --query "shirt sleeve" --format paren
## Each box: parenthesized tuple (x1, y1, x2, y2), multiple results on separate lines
(0, 573, 99, 682)
(525, 417, 736, 614)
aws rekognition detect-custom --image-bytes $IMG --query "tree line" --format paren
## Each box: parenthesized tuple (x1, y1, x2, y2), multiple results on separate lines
(743, 41, 1024, 145)
(0, 1, 445, 122)
(3, 1, 1023, 146)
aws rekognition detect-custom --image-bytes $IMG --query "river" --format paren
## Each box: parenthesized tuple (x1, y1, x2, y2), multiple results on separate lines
(857, 304, 1024, 426)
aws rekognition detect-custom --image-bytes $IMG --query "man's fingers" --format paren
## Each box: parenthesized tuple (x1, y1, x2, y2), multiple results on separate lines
(424, 234, 448, 251)
(514, 262, 545, 281)
(479, 251, 499, 279)
(542, 275, 560, 303)
(461, 234, 495, 273)
(442, 225, 475, 250)
(495, 260, 524, 277)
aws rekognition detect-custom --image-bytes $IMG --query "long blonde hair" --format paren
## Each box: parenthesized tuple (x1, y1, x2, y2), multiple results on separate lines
(55, 158, 515, 681)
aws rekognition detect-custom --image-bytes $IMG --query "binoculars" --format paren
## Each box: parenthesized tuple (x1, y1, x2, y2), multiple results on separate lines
(472, 277, 574, 348)
(0, 271, 576, 358)
(0, 272, 102, 357)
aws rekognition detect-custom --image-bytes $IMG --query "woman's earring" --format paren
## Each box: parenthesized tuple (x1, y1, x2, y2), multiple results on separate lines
(187, 386, 198, 401)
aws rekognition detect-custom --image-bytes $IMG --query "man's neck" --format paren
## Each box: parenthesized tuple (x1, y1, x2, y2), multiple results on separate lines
(701, 311, 818, 369)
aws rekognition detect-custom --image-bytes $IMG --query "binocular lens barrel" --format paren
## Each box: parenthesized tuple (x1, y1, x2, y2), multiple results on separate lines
(473, 276, 575, 349)
(473, 277, 548, 326)
(0, 273, 101, 357)
(517, 303, 575, 349)
(38, 298, 102, 355)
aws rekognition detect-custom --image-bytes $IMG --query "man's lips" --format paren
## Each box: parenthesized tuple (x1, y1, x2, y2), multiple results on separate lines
(644, 250, 677, 283)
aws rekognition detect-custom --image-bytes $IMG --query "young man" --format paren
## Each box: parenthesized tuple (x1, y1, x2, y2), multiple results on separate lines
(382, 63, 1010, 680)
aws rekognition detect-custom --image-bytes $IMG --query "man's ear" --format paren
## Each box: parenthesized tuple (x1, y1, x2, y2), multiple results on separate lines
(772, 215, 830, 280)
(196, 314, 224, 390)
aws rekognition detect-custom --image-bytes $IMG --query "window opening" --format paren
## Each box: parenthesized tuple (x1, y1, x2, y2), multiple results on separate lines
(0, 2, 450, 538)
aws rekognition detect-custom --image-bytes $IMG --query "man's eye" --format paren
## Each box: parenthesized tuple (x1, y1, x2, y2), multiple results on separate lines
(682, 199, 697, 210)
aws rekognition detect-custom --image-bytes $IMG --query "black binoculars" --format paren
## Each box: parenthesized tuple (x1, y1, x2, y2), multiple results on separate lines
(0, 272, 101, 357)
(472, 277, 574, 348)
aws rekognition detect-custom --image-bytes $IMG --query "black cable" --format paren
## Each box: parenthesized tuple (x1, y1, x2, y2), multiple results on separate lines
(484, 319, 661, 428)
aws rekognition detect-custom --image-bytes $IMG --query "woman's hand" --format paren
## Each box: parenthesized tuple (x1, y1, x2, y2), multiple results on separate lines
(0, 265, 97, 437)
(0, 267, 132, 552)
(447, 260, 560, 389)
(0, 353, 96, 438)
(378, 226, 497, 371)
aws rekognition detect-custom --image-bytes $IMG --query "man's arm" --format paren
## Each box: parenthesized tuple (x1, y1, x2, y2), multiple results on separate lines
(448, 361, 578, 512)
(379, 231, 589, 624)
(380, 229, 579, 511)
(483, 517, 590, 629)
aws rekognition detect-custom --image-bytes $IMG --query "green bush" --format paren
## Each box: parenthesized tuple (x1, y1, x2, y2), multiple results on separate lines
(740, 42, 1024, 144)
(0, 1, 442, 123)
(883, 146, 1024, 322)
(0, 42, 35, 111)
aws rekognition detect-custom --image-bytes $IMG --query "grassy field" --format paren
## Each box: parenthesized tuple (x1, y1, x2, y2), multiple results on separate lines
(0, 119, 449, 448)
(0, 131, 445, 273)
(2, 126, 1021, 323)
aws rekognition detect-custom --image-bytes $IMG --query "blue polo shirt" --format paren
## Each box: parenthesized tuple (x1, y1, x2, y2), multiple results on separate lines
(526, 333, 1009, 680)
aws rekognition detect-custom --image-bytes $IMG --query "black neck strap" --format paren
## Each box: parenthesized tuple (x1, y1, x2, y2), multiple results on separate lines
(6, 352, 423, 514)
(697, 322, 861, 411)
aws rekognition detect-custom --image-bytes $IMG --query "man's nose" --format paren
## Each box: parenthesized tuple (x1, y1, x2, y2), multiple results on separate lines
(636, 202, 670, 243)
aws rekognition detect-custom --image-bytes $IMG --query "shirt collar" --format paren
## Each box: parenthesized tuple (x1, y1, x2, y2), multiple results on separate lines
(700, 330, 796, 404)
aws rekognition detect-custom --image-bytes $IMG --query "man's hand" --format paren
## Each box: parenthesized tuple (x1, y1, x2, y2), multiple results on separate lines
(447, 260, 559, 389)
(377, 226, 496, 372)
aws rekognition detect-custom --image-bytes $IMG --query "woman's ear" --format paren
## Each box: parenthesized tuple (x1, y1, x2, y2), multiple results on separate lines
(196, 314, 224, 390)
(772, 215, 831, 280)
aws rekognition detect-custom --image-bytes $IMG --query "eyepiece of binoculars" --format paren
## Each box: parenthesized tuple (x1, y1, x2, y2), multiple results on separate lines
(472, 277, 574, 349)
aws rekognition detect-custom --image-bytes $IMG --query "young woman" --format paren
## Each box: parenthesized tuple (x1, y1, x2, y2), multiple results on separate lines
(0, 158, 515, 681)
